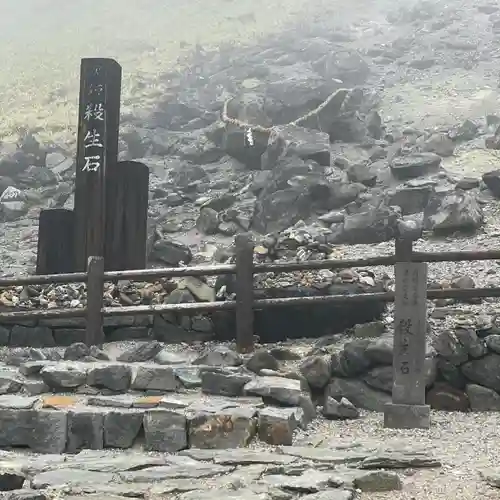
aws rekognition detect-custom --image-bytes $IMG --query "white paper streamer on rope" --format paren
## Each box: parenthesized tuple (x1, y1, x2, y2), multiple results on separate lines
(244, 127, 254, 147)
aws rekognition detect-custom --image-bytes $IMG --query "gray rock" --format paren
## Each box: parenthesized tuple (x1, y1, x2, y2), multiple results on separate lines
(261, 469, 339, 493)
(152, 238, 192, 266)
(322, 396, 360, 420)
(455, 327, 487, 358)
(338, 339, 373, 376)
(387, 185, 432, 215)
(155, 349, 192, 365)
(261, 125, 331, 169)
(188, 406, 257, 449)
(10, 325, 54, 348)
(257, 406, 301, 445)
(485, 334, 500, 354)
(66, 410, 104, 453)
(39, 364, 87, 389)
(0, 326, 10, 346)
(352, 321, 385, 338)
(143, 409, 187, 452)
(87, 365, 132, 392)
(64, 342, 90, 361)
(104, 411, 144, 448)
(330, 204, 400, 245)
(360, 450, 441, 469)
(32, 410, 68, 454)
(117, 341, 163, 362)
(353, 470, 402, 492)
(173, 366, 202, 388)
(244, 376, 304, 406)
(31, 469, 114, 489)
(193, 347, 242, 367)
(424, 190, 483, 233)
(364, 338, 394, 365)
(462, 353, 500, 391)
(433, 331, 469, 365)
(301, 491, 354, 500)
(201, 370, 252, 397)
(0, 468, 26, 491)
(245, 351, 279, 373)
(422, 133, 455, 157)
(326, 378, 391, 412)
(196, 207, 219, 234)
(3, 490, 48, 500)
(0, 395, 37, 409)
(438, 358, 467, 388)
(0, 373, 22, 394)
(427, 382, 469, 411)
(300, 356, 331, 390)
(390, 152, 441, 179)
(466, 384, 500, 411)
(252, 186, 312, 234)
(483, 170, 500, 198)
(132, 366, 181, 392)
(179, 448, 298, 465)
(346, 162, 377, 187)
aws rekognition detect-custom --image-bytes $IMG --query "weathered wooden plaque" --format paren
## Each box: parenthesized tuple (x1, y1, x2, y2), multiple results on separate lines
(74, 58, 121, 271)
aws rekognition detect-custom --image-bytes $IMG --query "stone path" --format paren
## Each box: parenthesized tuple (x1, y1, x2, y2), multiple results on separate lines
(0, 445, 440, 499)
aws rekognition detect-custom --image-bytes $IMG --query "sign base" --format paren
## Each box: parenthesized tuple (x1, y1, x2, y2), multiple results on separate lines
(384, 402, 430, 429)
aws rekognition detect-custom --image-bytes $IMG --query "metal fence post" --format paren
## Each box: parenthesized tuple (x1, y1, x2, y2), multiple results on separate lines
(235, 233, 255, 353)
(384, 238, 430, 429)
(86, 256, 105, 346)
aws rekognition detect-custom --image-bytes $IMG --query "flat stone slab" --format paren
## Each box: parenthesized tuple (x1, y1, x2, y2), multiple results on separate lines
(180, 448, 298, 465)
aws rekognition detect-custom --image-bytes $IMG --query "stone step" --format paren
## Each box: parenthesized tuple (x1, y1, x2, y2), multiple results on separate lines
(0, 446, 440, 499)
(0, 392, 314, 454)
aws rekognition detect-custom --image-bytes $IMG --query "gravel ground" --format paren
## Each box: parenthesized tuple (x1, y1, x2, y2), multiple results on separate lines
(296, 411, 500, 500)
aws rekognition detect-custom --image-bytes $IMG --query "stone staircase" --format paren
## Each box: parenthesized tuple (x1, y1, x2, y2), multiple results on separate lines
(0, 340, 317, 454)
(0, 340, 444, 499)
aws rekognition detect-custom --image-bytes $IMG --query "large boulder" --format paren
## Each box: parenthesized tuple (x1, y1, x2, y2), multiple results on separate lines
(423, 189, 483, 233)
(328, 204, 401, 244)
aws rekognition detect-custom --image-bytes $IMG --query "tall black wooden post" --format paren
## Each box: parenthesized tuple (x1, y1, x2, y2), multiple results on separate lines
(105, 160, 150, 271)
(73, 58, 121, 272)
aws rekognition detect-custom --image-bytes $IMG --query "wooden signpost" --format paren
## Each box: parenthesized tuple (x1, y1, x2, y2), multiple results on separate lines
(105, 160, 149, 271)
(384, 238, 430, 429)
(73, 58, 122, 272)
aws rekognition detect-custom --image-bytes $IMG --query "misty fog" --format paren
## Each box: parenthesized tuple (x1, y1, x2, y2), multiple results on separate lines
(0, 0, 320, 142)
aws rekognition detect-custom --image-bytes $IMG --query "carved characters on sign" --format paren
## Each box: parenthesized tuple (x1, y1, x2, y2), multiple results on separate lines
(81, 71, 106, 172)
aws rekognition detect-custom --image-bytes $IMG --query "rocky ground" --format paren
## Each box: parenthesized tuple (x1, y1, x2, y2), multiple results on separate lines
(3, 0, 500, 498)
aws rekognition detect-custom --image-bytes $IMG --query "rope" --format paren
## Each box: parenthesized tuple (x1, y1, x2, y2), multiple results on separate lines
(220, 88, 350, 135)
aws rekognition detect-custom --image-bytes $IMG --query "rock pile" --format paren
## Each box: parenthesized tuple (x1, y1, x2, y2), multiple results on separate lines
(0, 264, 388, 344)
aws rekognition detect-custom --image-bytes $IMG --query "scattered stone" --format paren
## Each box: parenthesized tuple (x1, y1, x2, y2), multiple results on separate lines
(193, 347, 242, 367)
(257, 406, 301, 445)
(87, 365, 132, 392)
(353, 470, 402, 492)
(39, 364, 87, 389)
(117, 341, 163, 362)
(131, 366, 181, 392)
(466, 384, 500, 411)
(426, 383, 469, 411)
(245, 351, 280, 373)
(300, 356, 331, 390)
(201, 370, 252, 397)
(322, 396, 360, 419)
(188, 406, 257, 448)
(244, 376, 305, 406)
(144, 410, 187, 452)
